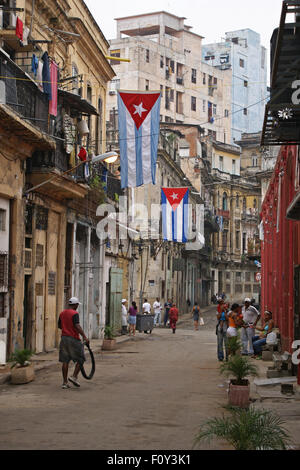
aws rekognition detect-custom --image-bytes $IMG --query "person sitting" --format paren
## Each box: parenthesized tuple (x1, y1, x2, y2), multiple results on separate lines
(252, 311, 274, 357)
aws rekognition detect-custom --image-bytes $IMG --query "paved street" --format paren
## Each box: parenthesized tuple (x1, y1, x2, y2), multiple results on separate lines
(0, 307, 231, 450)
(1, 305, 300, 451)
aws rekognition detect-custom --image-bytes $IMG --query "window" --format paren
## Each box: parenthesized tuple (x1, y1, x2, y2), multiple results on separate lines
(243, 197, 247, 212)
(87, 83, 92, 103)
(232, 159, 236, 175)
(170, 60, 175, 73)
(110, 50, 120, 65)
(203, 73, 206, 85)
(160, 85, 163, 97)
(191, 96, 196, 111)
(222, 192, 228, 211)
(110, 79, 120, 92)
(236, 231, 240, 250)
(236, 194, 240, 208)
(252, 154, 258, 167)
(225, 109, 229, 117)
(226, 272, 231, 280)
(203, 100, 206, 113)
(244, 80, 248, 87)
(245, 271, 251, 282)
(36, 206, 48, 231)
(0, 253, 8, 290)
(236, 271, 242, 282)
(191, 68, 197, 84)
(170, 89, 174, 102)
(240, 58, 245, 68)
(222, 230, 228, 250)
(243, 233, 247, 254)
(145, 80, 149, 91)
(213, 104, 217, 115)
(0, 209, 6, 231)
(146, 49, 150, 62)
(219, 156, 224, 172)
(243, 108, 248, 115)
(160, 56, 164, 68)
(36, 244, 44, 267)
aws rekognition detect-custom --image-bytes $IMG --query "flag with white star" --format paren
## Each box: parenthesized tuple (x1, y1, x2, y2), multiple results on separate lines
(118, 91, 161, 188)
(161, 188, 189, 243)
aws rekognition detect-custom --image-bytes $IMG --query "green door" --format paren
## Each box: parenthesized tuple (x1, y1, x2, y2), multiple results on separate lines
(108, 268, 123, 331)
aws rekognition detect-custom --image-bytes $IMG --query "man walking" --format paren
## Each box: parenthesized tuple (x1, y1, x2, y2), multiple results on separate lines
(241, 298, 261, 356)
(169, 303, 179, 334)
(153, 297, 162, 327)
(58, 297, 89, 389)
(164, 299, 172, 327)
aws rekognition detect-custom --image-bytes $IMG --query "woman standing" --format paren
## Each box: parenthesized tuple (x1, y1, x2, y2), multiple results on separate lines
(216, 303, 229, 362)
(192, 302, 201, 331)
(226, 304, 240, 338)
(128, 301, 138, 337)
(169, 303, 179, 334)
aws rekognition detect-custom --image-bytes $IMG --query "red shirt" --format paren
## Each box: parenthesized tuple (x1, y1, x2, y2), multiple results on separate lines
(58, 309, 80, 340)
(169, 308, 179, 322)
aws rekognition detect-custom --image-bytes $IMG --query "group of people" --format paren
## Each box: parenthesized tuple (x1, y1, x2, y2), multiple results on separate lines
(216, 297, 274, 362)
(121, 298, 180, 336)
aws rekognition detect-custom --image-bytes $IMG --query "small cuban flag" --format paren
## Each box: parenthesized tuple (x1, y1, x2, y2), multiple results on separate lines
(162, 188, 189, 243)
(118, 91, 161, 189)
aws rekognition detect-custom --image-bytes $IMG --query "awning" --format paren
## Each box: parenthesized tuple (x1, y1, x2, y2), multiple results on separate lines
(58, 89, 98, 116)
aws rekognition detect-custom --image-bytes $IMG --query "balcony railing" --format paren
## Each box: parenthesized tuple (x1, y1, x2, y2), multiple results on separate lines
(0, 50, 49, 133)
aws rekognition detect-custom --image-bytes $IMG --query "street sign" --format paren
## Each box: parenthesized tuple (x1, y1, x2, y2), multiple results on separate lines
(255, 272, 262, 282)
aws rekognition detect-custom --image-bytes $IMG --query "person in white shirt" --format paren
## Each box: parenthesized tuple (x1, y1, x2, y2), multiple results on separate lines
(121, 299, 128, 335)
(153, 297, 162, 327)
(241, 298, 261, 356)
(142, 299, 151, 314)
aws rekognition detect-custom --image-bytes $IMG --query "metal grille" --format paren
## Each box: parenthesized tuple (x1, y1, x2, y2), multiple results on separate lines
(48, 272, 56, 296)
(245, 284, 252, 294)
(36, 206, 48, 231)
(25, 204, 33, 235)
(235, 284, 242, 293)
(35, 283, 43, 296)
(24, 249, 32, 269)
(36, 244, 44, 267)
(0, 252, 8, 289)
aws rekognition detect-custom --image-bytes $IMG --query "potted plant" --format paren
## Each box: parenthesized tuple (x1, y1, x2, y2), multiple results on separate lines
(220, 355, 259, 408)
(9, 349, 35, 385)
(194, 407, 292, 450)
(102, 326, 116, 351)
(227, 336, 242, 357)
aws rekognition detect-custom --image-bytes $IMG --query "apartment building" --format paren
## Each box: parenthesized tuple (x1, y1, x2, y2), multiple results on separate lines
(202, 29, 268, 144)
(107, 11, 232, 144)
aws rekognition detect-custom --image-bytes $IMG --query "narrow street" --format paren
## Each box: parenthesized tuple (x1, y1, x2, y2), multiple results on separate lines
(0, 307, 229, 451)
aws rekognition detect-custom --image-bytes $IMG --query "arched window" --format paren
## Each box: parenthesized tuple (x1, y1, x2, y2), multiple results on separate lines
(236, 194, 240, 208)
(222, 192, 228, 211)
(252, 154, 258, 167)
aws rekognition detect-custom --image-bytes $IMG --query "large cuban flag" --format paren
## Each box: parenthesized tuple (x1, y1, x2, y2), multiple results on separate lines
(118, 91, 161, 189)
(162, 188, 189, 243)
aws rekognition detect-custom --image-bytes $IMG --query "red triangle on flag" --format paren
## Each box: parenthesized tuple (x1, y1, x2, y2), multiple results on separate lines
(162, 188, 189, 211)
(119, 92, 161, 130)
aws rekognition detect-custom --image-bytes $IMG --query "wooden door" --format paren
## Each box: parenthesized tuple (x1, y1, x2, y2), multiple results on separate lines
(109, 268, 123, 330)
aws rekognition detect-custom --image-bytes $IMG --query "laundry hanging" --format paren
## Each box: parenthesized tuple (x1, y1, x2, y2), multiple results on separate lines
(15, 17, 23, 41)
(41, 51, 52, 100)
(31, 54, 39, 77)
(49, 61, 58, 116)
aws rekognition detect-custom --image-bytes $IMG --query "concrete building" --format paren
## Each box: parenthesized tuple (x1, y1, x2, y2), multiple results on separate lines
(107, 11, 232, 144)
(0, 0, 115, 357)
(202, 29, 268, 144)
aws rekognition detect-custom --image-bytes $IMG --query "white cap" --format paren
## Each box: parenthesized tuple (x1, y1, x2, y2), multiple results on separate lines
(244, 298, 251, 303)
(122, 299, 127, 303)
(69, 297, 81, 305)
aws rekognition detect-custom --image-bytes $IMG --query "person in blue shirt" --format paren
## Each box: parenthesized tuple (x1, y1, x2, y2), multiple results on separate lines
(216, 302, 229, 362)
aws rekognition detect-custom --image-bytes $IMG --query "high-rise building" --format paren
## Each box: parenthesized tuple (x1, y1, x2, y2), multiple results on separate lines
(202, 29, 268, 143)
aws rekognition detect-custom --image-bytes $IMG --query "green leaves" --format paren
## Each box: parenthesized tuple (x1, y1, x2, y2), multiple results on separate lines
(104, 325, 116, 340)
(194, 407, 292, 450)
(220, 355, 259, 385)
(9, 349, 33, 369)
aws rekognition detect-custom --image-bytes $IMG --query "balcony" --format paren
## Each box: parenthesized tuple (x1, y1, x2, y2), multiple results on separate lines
(241, 208, 259, 222)
(217, 209, 230, 219)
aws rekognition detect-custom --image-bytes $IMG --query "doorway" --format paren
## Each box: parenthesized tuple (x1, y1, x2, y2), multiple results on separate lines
(23, 275, 32, 349)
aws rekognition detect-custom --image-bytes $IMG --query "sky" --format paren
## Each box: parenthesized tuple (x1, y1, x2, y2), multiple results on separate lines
(85, 0, 283, 51)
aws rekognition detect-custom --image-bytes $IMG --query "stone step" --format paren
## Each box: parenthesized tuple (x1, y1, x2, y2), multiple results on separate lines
(254, 377, 297, 387)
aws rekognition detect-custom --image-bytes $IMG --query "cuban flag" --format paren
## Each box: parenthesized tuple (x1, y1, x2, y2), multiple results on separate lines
(118, 91, 161, 189)
(162, 188, 189, 242)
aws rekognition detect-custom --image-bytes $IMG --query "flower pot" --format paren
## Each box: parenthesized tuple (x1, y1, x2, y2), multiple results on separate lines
(102, 339, 116, 351)
(228, 380, 250, 408)
(11, 364, 35, 385)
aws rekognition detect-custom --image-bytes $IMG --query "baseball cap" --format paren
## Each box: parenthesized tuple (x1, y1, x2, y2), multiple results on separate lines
(122, 299, 127, 303)
(244, 298, 251, 303)
(69, 297, 81, 305)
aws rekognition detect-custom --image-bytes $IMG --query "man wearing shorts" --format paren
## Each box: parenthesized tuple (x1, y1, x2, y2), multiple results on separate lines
(58, 297, 89, 389)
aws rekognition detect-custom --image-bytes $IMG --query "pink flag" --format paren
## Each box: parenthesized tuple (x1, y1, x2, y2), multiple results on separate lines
(49, 61, 58, 117)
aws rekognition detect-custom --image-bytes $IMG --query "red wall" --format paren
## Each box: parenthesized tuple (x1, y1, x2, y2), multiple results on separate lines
(261, 146, 300, 355)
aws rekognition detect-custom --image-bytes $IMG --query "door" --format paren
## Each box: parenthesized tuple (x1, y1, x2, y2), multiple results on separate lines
(23, 275, 33, 350)
(108, 268, 123, 330)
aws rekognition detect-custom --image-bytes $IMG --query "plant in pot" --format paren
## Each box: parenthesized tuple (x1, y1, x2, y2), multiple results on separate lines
(9, 349, 35, 385)
(102, 326, 116, 351)
(194, 406, 292, 450)
(227, 335, 242, 357)
(220, 355, 259, 408)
